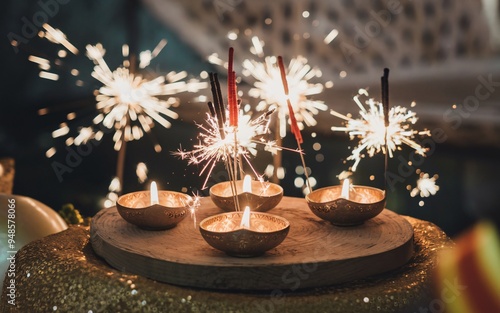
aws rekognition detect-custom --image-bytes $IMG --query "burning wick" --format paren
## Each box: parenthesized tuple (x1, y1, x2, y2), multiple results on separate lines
(150, 181, 159, 205)
(240, 206, 251, 229)
(243, 175, 252, 193)
(341, 179, 350, 200)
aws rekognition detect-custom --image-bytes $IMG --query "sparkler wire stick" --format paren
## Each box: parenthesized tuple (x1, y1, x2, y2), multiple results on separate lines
(232, 130, 240, 210)
(277, 56, 312, 194)
(115, 0, 140, 194)
(209, 73, 225, 132)
(227, 47, 238, 127)
(236, 98, 246, 178)
(209, 69, 240, 210)
(272, 122, 283, 184)
(228, 47, 241, 210)
(207, 101, 216, 118)
(215, 74, 227, 127)
(116, 116, 129, 194)
(382, 68, 389, 193)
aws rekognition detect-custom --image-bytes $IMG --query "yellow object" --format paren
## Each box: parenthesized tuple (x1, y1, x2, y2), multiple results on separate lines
(436, 220, 500, 313)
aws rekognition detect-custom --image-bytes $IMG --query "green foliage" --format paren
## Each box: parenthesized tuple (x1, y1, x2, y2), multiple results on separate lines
(59, 203, 90, 226)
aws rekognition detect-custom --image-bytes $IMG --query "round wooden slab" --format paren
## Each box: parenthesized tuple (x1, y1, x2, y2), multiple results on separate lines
(90, 196, 414, 291)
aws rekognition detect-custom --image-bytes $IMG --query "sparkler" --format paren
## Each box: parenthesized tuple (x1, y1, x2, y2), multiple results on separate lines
(227, 47, 240, 208)
(174, 77, 277, 190)
(330, 88, 431, 173)
(175, 48, 282, 199)
(188, 194, 202, 228)
(18, 23, 207, 193)
(30, 24, 207, 155)
(277, 56, 312, 194)
(136, 162, 149, 184)
(103, 176, 121, 208)
(408, 171, 439, 207)
(409, 172, 439, 198)
(242, 53, 327, 139)
(208, 37, 327, 183)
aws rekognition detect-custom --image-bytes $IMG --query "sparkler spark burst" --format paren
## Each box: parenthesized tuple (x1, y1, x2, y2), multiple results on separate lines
(330, 89, 431, 172)
(207, 36, 327, 139)
(174, 109, 277, 189)
(103, 176, 121, 208)
(242, 55, 327, 138)
(409, 172, 439, 198)
(88, 44, 204, 151)
(25, 24, 207, 156)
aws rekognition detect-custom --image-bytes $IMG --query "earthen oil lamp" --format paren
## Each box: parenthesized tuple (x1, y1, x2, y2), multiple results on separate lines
(306, 179, 386, 226)
(199, 206, 290, 257)
(116, 182, 190, 230)
(210, 175, 283, 212)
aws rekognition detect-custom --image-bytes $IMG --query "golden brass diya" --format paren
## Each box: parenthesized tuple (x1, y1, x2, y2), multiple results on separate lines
(199, 207, 290, 257)
(210, 176, 283, 212)
(116, 182, 190, 230)
(306, 179, 386, 226)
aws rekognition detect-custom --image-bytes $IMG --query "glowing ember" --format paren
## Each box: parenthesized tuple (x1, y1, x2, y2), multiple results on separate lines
(410, 173, 439, 198)
(103, 176, 121, 208)
(330, 89, 431, 172)
(150, 181, 159, 205)
(136, 162, 148, 183)
(324, 29, 339, 44)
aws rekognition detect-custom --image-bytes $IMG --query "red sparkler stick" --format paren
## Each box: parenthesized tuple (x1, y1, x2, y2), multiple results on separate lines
(277, 56, 303, 144)
(233, 70, 238, 126)
(278, 55, 311, 193)
(231, 70, 238, 127)
(228, 47, 238, 127)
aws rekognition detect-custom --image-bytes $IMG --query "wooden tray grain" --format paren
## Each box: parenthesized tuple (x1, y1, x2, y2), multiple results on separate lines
(90, 196, 414, 291)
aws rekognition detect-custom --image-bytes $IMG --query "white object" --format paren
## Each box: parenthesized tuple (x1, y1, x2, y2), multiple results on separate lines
(0, 194, 68, 286)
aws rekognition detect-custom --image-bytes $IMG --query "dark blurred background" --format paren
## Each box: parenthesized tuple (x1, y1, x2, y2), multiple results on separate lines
(1, 0, 500, 237)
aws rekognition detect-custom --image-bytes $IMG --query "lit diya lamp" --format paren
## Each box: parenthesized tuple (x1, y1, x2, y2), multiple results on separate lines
(199, 206, 290, 257)
(116, 181, 190, 230)
(306, 179, 386, 226)
(210, 175, 283, 212)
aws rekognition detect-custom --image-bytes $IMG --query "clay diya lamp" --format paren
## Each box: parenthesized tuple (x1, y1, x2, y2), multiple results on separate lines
(199, 206, 290, 257)
(306, 179, 386, 226)
(116, 182, 190, 230)
(210, 175, 283, 212)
